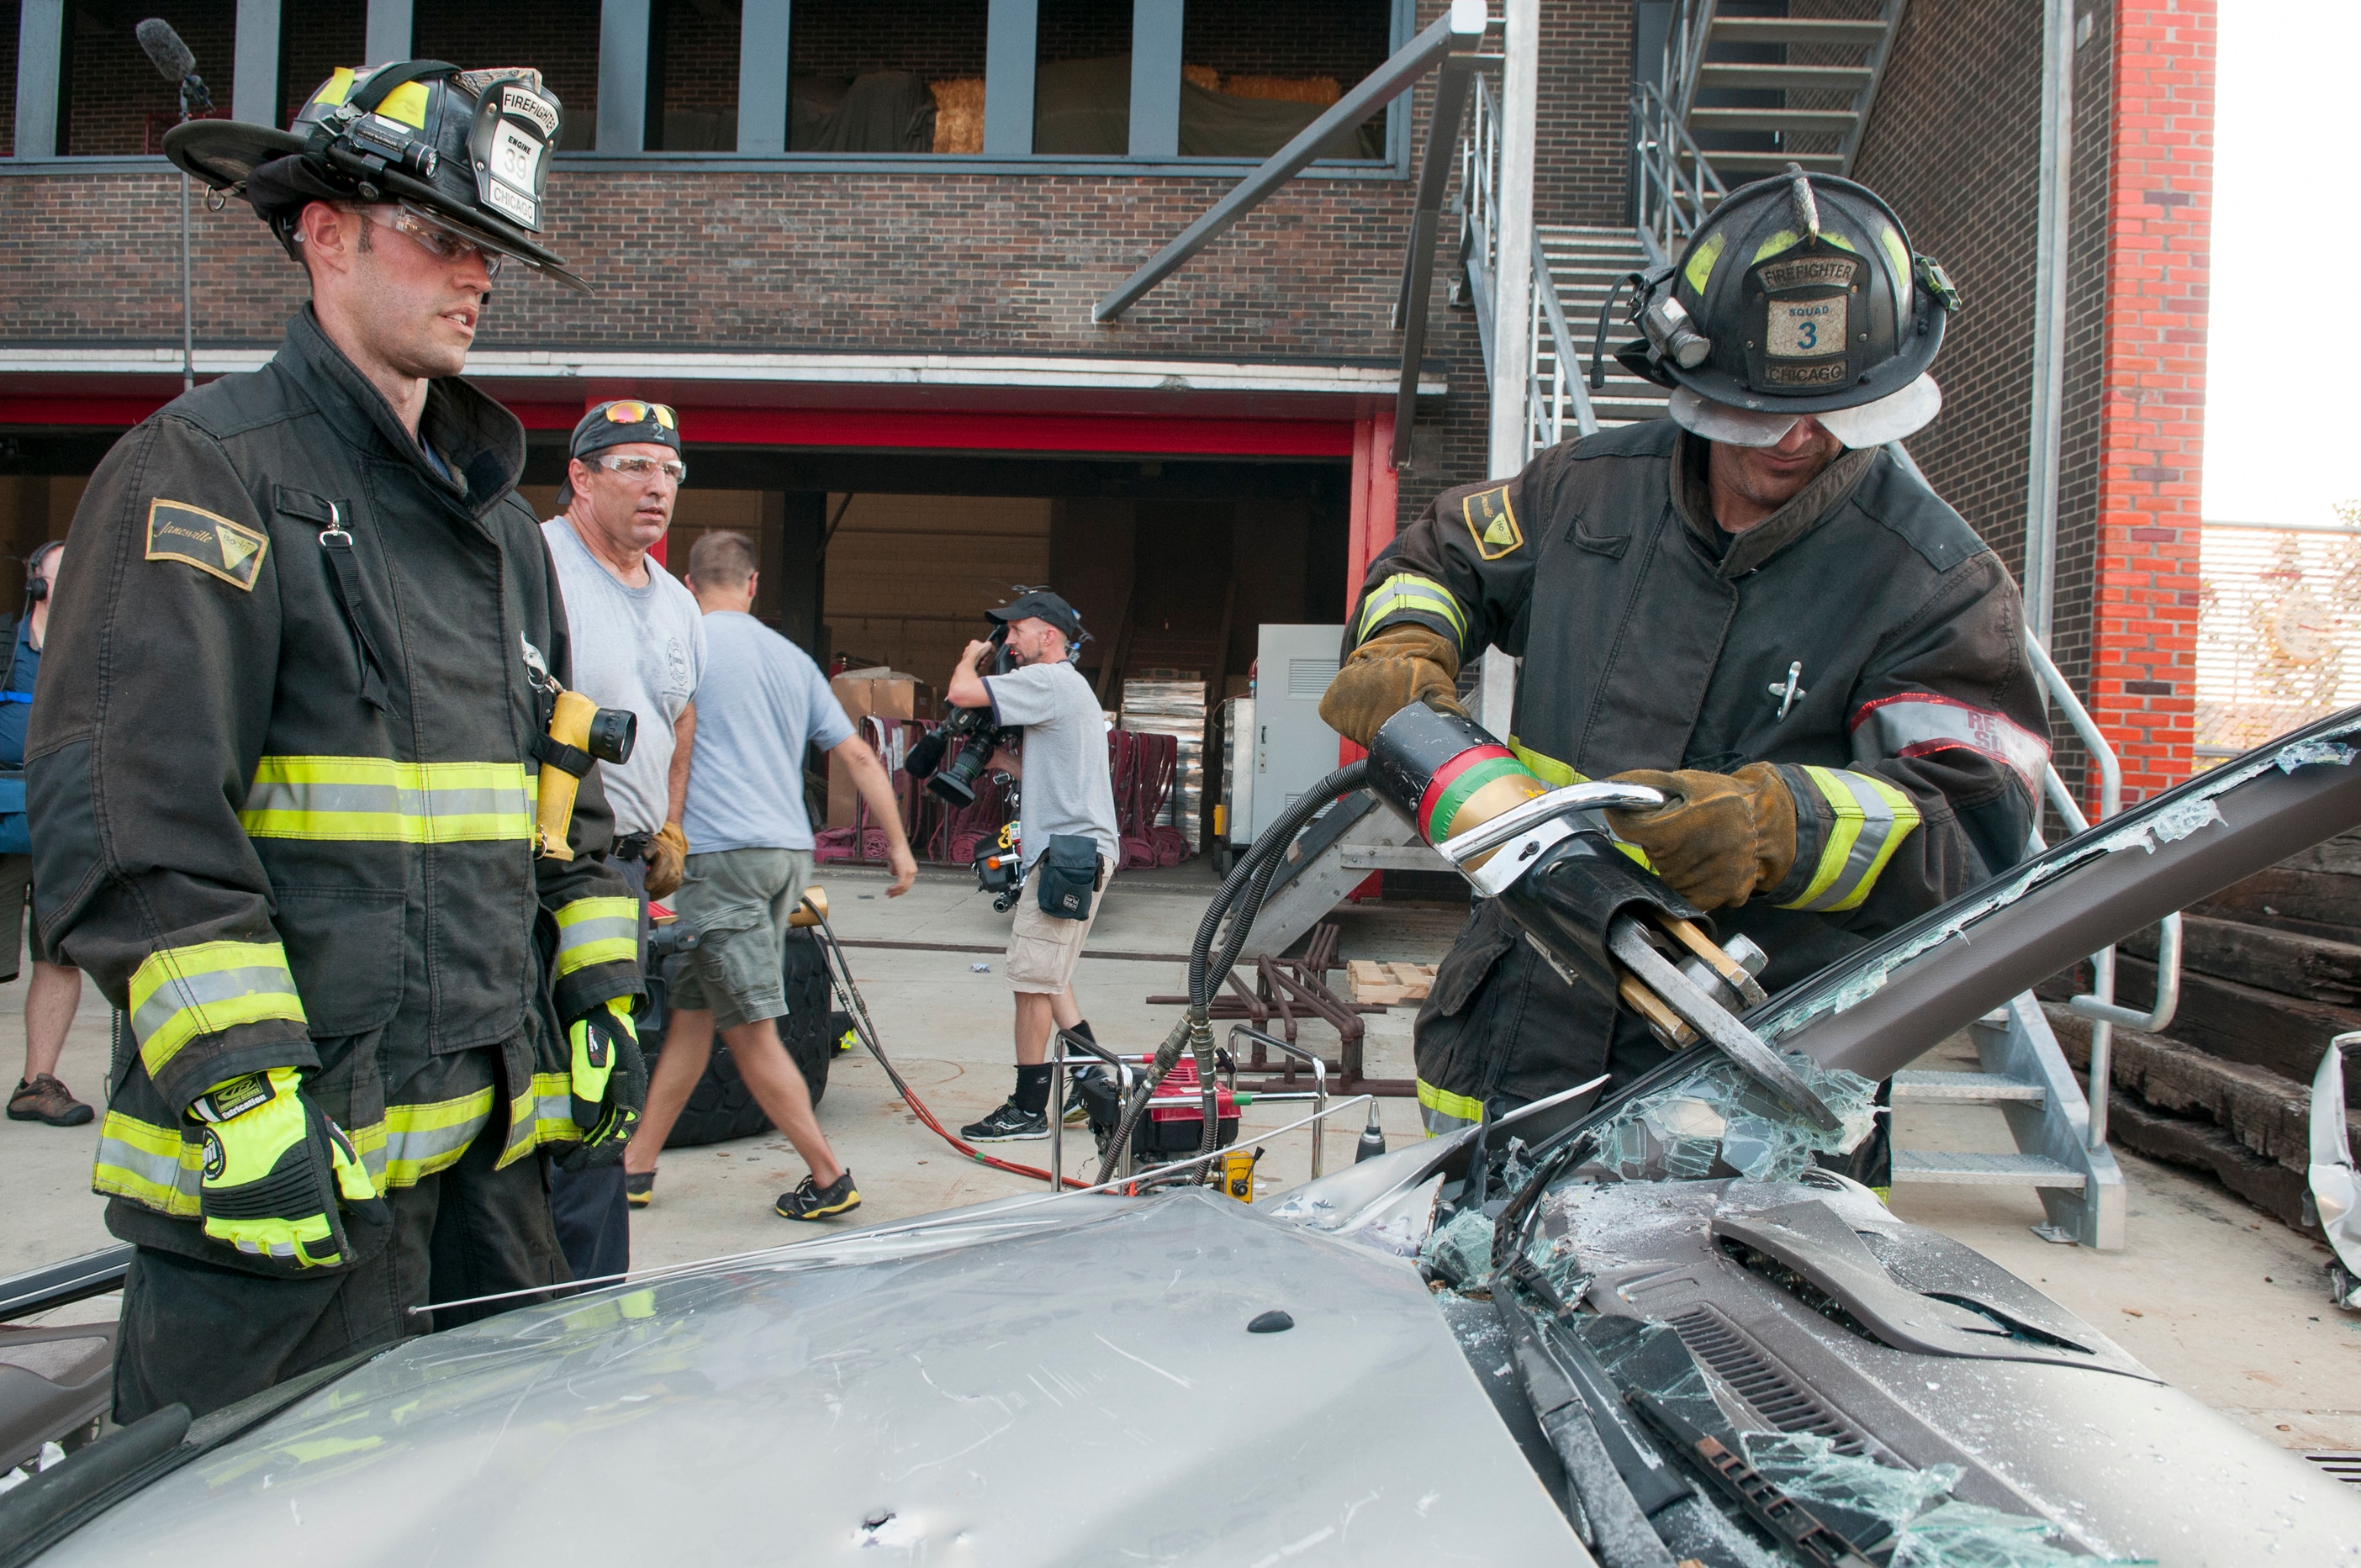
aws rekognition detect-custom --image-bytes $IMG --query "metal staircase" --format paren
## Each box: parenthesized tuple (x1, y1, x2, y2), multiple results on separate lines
(1662, 0, 1909, 180)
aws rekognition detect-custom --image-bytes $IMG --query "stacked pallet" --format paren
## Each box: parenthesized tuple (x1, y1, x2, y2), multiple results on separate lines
(1121, 675, 1207, 853)
(2041, 827, 2361, 1227)
(1347, 961, 1436, 1006)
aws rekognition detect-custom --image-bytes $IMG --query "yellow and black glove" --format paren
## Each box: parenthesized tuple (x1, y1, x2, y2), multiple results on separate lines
(557, 997, 647, 1170)
(1604, 763, 1798, 911)
(645, 821, 689, 900)
(1317, 625, 1464, 747)
(191, 1067, 383, 1270)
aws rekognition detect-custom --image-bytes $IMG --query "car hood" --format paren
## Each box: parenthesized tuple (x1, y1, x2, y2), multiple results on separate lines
(43, 1192, 1581, 1567)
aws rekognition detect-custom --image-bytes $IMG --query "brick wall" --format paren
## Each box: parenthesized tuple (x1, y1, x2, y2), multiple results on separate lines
(2086, 0, 2210, 799)
(1, 1, 18, 157)
(787, 0, 989, 82)
(1851, 0, 2126, 810)
(414, 0, 600, 145)
(655, 0, 742, 123)
(1532, 0, 1634, 228)
(280, 0, 367, 130)
(63, 0, 235, 156)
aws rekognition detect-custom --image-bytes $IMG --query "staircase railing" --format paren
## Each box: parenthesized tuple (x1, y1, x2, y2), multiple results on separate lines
(1662, 0, 1720, 120)
(1631, 79, 1726, 268)
(1462, 74, 1598, 457)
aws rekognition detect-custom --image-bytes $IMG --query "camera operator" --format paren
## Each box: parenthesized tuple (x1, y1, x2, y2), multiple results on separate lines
(944, 593, 1120, 1143)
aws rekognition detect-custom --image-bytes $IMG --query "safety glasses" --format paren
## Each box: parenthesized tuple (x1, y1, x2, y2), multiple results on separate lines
(601, 400, 678, 430)
(349, 203, 507, 278)
(592, 454, 687, 484)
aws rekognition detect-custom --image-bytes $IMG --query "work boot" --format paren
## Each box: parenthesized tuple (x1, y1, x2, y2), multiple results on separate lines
(8, 1074, 92, 1127)
(775, 1168, 860, 1222)
(961, 1101, 1048, 1142)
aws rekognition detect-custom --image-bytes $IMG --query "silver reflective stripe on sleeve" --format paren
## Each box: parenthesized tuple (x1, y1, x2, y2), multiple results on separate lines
(1850, 694, 2049, 801)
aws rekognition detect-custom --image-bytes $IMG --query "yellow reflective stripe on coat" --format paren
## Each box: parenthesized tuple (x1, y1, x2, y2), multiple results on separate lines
(554, 896, 639, 977)
(1504, 737, 1659, 870)
(240, 756, 534, 842)
(1780, 766, 1921, 913)
(126, 941, 307, 1080)
(1356, 573, 1469, 646)
(92, 1111, 203, 1216)
(347, 1086, 497, 1190)
(1417, 1077, 1485, 1138)
(501, 1072, 581, 1166)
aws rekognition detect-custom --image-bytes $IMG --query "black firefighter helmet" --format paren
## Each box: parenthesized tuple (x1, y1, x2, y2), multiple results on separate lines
(1598, 163, 1962, 449)
(162, 61, 587, 293)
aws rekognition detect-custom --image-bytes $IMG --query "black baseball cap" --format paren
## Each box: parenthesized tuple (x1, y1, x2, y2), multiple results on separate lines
(986, 590, 1085, 644)
(555, 399, 683, 506)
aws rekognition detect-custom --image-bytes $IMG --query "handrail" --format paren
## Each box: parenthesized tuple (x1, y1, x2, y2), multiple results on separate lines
(1461, 73, 1597, 457)
(1630, 81, 1725, 268)
(2023, 630, 2184, 1148)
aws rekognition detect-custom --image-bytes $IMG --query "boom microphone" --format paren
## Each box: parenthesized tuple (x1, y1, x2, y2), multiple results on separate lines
(135, 18, 194, 83)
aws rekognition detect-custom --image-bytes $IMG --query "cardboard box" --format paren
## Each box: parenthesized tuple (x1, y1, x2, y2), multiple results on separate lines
(826, 669, 932, 828)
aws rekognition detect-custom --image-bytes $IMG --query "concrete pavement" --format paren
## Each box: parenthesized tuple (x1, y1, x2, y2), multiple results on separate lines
(4, 862, 2356, 1450)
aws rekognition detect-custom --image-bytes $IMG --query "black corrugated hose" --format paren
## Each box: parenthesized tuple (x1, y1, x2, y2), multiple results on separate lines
(1092, 760, 1371, 1186)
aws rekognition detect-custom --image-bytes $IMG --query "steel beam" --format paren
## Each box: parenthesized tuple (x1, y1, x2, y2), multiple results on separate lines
(737, 0, 791, 155)
(13, 0, 64, 160)
(1129, 0, 1183, 159)
(596, 0, 651, 153)
(1094, 0, 1487, 323)
(232, 0, 282, 128)
(984, 0, 1038, 157)
(1388, 18, 1486, 465)
(363, 0, 412, 66)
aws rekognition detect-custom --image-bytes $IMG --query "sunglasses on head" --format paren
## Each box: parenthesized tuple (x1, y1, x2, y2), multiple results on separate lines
(601, 400, 677, 430)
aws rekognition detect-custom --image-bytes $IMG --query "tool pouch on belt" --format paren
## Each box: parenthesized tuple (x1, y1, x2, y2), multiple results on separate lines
(1034, 835, 1101, 921)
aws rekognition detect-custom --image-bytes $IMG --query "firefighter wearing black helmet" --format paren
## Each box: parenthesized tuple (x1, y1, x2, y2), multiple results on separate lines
(1322, 166, 2047, 1145)
(27, 62, 643, 1422)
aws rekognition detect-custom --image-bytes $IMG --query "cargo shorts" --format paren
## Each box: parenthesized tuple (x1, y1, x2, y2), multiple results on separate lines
(668, 847, 816, 1031)
(1006, 858, 1112, 995)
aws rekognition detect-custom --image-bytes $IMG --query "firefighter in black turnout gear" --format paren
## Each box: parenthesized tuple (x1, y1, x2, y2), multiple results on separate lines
(1323, 167, 2048, 1141)
(28, 63, 644, 1422)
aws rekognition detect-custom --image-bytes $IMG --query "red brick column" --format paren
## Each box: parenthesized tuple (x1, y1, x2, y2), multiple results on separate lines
(2089, 0, 2213, 804)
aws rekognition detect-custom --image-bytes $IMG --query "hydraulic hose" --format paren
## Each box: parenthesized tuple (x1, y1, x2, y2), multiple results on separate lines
(1095, 760, 1371, 1185)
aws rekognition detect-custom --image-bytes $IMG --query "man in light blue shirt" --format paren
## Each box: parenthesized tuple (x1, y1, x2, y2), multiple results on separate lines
(623, 531, 915, 1222)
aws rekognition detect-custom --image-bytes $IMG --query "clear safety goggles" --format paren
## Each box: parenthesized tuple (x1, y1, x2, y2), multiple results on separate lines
(349, 202, 509, 278)
(591, 454, 687, 484)
(1669, 373, 1942, 450)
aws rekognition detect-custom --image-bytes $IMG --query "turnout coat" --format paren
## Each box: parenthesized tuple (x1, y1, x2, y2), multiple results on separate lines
(1350, 420, 2048, 1132)
(28, 308, 642, 1266)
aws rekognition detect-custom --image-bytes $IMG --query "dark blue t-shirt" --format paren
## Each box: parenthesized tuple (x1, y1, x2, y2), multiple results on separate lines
(0, 618, 39, 769)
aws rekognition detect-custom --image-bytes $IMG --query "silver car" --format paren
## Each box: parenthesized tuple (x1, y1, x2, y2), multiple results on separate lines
(5, 714, 2361, 1566)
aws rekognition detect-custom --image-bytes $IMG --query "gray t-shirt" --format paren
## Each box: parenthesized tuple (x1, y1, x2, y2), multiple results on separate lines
(541, 519, 705, 837)
(985, 660, 1120, 869)
(684, 612, 856, 853)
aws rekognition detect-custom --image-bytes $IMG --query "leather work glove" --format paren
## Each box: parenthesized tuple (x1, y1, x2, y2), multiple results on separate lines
(559, 997, 648, 1170)
(1318, 625, 1464, 747)
(192, 1067, 384, 1269)
(645, 821, 689, 900)
(1604, 763, 1798, 911)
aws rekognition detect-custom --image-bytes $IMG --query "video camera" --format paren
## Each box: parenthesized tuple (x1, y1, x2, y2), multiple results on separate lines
(903, 624, 1017, 809)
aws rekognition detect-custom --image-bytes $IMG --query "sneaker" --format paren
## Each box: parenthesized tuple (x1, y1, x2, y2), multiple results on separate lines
(624, 1170, 655, 1209)
(8, 1074, 92, 1127)
(961, 1101, 1048, 1143)
(775, 1168, 861, 1222)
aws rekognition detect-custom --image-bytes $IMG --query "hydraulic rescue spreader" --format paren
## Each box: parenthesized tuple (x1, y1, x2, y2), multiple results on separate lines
(1363, 702, 1838, 1130)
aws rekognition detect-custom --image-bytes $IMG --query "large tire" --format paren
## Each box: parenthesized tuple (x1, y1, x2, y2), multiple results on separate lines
(658, 927, 835, 1148)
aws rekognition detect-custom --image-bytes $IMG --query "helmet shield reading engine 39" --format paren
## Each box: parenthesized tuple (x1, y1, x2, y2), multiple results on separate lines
(467, 77, 557, 231)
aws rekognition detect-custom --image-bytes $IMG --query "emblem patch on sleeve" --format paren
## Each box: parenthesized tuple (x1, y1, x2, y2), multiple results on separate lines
(145, 499, 268, 591)
(1461, 485, 1523, 561)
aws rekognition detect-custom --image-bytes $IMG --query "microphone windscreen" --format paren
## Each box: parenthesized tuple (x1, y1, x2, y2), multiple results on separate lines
(135, 18, 195, 83)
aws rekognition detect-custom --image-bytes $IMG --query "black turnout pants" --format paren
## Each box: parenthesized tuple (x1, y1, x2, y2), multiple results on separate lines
(112, 1113, 568, 1425)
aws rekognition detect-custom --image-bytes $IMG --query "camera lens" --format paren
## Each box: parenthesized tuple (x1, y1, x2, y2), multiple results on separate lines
(586, 705, 638, 766)
(925, 731, 997, 807)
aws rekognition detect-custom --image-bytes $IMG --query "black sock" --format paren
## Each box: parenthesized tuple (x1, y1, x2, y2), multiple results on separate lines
(1013, 1064, 1054, 1116)
(1066, 1019, 1097, 1047)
